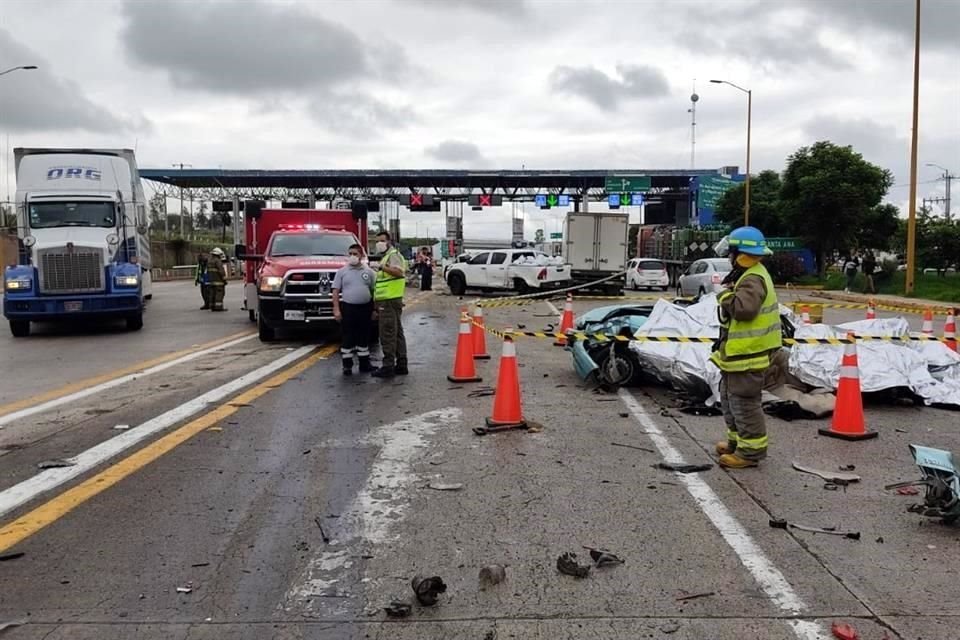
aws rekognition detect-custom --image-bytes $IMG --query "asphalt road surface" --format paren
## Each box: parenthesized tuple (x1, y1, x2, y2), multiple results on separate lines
(0, 282, 955, 640)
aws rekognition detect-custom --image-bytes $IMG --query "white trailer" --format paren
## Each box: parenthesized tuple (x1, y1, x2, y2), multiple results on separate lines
(563, 212, 629, 294)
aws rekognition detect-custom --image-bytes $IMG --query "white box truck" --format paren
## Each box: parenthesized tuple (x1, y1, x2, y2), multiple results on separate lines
(3, 148, 152, 337)
(563, 212, 629, 294)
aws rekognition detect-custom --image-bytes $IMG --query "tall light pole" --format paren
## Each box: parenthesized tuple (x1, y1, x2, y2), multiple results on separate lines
(172, 162, 192, 237)
(905, 0, 921, 296)
(0, 65, 38, 78)
(710, 79, 752, 226)
(926, 162, 954, 220)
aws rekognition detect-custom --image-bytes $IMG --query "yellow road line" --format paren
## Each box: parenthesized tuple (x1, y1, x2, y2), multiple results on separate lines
(0, 343, 337, 553)
(0, 330, 255, 419)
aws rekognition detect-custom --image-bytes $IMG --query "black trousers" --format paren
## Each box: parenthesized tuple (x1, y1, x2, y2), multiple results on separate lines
(421, 267, 433, 291)
(341, 301, 373, 360)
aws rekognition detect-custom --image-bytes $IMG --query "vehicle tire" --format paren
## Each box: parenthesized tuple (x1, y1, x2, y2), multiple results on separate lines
(661, 286, 669, 292)
(126, 313, 144, 331)
(248, 309, 257, 323)
(596, 347, 638, 387)
(514, 278, 532, 295)
(9, 320, 30, 338)
(258, 313, 275, 342)
(631, 278, 639, 291)
(144, 294, 153, 301)
(676, 285, 683, 298)
(448, 272, 466, 296)
(698, 286, 707, 298)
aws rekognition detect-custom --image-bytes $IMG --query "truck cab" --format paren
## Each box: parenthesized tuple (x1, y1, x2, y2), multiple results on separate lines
(240, 208, 367, 342)
(3, 148, 151, 337)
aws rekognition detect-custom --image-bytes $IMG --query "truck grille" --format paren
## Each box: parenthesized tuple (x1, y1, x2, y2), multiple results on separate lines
(284, 271, 336, 296)
(37, 246, 105, 294)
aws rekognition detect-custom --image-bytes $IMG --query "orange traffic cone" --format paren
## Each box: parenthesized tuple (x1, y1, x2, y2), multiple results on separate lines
(819, 333, 877, 441)
(448, 310, 482, 383)
(554, 293, 575, 346)
(921, 308, 934, 335)
(801, 305, 811, 325)
(475, 337, 527, 435)
(471, 305, 490, 360)
(866, 300, 876, 320)
(944, 309, 957, 353)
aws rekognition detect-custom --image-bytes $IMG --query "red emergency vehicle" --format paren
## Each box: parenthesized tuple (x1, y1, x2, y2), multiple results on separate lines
(239, 208, 368, 342)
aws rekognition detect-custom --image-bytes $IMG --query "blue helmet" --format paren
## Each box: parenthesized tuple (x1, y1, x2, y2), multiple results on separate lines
(728, 226, 772, 256)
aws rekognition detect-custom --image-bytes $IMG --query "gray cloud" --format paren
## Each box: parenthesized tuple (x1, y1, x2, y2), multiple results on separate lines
(424, 140, 485, 164)
(307, 93, 416, 137)
(802, 0, 960, 51)
(548, 64, 669, 111)
(408, 0, 528, 17)
(801, 115, 899, 162)
(0, 29, 149, 134)
(121, 1, 406, 94)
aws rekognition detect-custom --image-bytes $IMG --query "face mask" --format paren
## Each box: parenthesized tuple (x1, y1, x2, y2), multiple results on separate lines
(348, 255, 360, 266)
(375, 241, 388, 253)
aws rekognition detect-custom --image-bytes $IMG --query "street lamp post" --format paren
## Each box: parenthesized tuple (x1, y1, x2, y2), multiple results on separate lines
(710, 79, 752, 226)
(0, 65, 38, 78)
(905, 0, 921, 296)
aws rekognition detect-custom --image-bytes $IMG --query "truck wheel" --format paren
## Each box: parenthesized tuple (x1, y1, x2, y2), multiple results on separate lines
(258, 313, 275, 342)
(448, 272, 466, 296)
(248, 309, 257, 323)
(514, 278, 532, 295)
(126, 313, 144, 331)
(9, 320, 30, 338)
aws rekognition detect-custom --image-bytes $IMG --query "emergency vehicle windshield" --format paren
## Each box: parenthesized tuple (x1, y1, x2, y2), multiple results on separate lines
(269, 232, 356, 258)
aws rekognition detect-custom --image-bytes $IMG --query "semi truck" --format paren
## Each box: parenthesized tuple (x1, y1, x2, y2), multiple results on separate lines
(238, 205, 368, 342)
(563, 212, 629, 294)
(3, 148, 152, 337)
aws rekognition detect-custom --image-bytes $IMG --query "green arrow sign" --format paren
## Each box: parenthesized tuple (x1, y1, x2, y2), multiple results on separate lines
(546, 194, 558, 207)
(550, 232, 563, 239)
(605, 175, 651, 193)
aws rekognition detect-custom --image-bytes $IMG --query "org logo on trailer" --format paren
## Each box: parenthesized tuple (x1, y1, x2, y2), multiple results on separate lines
(46, 166, 102, 181)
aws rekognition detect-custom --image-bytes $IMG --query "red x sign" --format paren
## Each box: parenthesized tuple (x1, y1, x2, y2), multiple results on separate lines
(410, 193, 423, 206)
(479, 194, 492, 207)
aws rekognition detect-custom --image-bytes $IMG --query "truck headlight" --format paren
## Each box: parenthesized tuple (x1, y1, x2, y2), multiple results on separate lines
(4, 277, 32, 291)
(114, 274, 139, 287)
(259, 276, 284, 292)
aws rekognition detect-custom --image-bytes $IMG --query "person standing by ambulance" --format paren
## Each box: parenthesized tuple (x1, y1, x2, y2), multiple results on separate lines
(332, 244, 376, 375)
(371, 231, 408, 378)
(711, 226, 780, 469)
(208, 247, 229, 312)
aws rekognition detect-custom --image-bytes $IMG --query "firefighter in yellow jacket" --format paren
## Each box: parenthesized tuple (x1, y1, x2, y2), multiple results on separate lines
(711, 226, 780, 469)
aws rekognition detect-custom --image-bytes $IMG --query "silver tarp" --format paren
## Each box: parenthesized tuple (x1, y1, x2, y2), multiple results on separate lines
(629, 296, 960, 409)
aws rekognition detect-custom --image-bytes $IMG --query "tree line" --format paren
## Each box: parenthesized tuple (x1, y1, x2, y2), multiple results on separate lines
(714, 140, 959, 276)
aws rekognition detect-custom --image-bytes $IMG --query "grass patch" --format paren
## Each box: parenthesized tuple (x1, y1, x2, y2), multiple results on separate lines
(822, 270, 959, 303)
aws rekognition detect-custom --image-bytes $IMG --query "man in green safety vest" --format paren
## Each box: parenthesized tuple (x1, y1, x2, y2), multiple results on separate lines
(710, 226, 781, 469)
(371, 231, 409, 378)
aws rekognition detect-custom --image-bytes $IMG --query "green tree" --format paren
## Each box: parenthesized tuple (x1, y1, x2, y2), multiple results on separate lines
(858, 203, 900, 252)
(148, 191, 166, 232)
(780, 141, 893, 274)
(715, 170, 788, 236)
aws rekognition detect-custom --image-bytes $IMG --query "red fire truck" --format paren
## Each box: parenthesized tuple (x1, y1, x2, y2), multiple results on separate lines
(239, 207, 368, 342)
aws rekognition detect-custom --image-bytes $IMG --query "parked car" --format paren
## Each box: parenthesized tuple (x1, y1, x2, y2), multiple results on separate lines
(677, 258, 731, 297)
(626, 258, 669, 291)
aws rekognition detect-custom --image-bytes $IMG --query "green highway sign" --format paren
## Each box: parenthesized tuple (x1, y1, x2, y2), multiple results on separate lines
(697, 175, 735, 210)
(605, 175, 651, 193)
(546, 194, 558, 207)
(764, 237, 803, 250)
(550, 232, 563, 239)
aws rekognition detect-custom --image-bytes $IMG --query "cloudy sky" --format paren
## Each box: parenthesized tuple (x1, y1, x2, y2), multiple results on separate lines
(1, 0, 958, 239)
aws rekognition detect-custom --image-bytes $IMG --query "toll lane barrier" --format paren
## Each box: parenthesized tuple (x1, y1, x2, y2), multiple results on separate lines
(473, 321, 958, 346)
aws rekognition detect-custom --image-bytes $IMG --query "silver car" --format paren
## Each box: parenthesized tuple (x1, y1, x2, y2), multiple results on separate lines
(677, 258, 732, 297)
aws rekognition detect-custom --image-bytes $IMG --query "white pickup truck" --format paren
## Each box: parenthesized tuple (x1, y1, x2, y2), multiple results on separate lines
(445, 249, 571, 296)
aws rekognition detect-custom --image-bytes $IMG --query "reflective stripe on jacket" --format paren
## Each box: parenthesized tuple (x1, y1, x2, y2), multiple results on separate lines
(374, 248, 407, 301)
(710, 262, 780, 372)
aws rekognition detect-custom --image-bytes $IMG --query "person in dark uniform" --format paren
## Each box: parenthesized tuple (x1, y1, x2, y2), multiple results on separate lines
(420, 248, 433, 291)
(195, 251, 211, 310)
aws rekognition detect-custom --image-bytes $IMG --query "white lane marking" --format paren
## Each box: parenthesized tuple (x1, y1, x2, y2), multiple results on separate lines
(0, 346, 316, 520)
(0, 334, 257, 428)
(285, 407, 461, 608)
(618, 389, 829, 640)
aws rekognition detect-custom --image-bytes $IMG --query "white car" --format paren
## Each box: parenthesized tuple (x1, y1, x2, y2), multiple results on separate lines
(446, 249, 571, 295)
(626, 258, 669, 291)
(677, 258, 732, 297)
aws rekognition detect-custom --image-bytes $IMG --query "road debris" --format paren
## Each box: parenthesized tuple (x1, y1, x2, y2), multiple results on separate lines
(112, 424, 131, 431)
(619, 412, 630, 418)
(0, 552, 24, 562)
(0, 620, 26, 632)
(839, 464, 856, 471)
(656, 462, 712, 474)
(478, 564, 506, 588)
(769, 518, 861, 540)
(428, 482, 464, 491)
(314, 517, 330, 543)
(895, 486, 920, 496)
(556, 552, 591, 578)
(675, 591, 716, 602)
(583, 546, 624, 567)
(190, 562, 210, 568)
(411, 575, 447, 606)
(36, 458, 75, 469)
(831, 621, 860, 640)
(660, 621, 681, 634)
(679, 404, 722, 416)
(792, 462, 861, 484)
(467, 387, 497, 398)
(176, 585, 193, 594)
(383, 600, 412, 618)
(611, 442, 655, 453)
